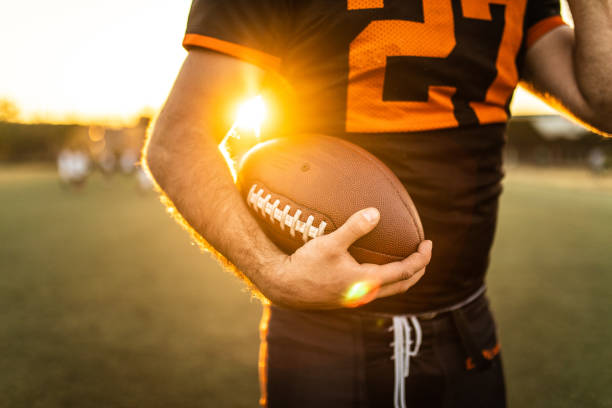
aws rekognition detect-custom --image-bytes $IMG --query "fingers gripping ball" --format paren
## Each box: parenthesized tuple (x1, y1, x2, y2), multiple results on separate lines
(237, 134, 425, 265)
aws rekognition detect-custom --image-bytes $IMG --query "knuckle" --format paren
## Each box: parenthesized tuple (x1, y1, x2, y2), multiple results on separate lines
(400, 267, 417, 281)
(349, 211, 370, 230)
(346, 219, 364, 236)
(411, 252, 429, 268)
(355, 220, 371, 237)
(412, 254, 426, 267)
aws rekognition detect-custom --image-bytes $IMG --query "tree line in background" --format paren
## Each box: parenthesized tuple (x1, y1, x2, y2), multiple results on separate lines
(0, 98, 154, 189)
(506, 118, 612, 169)
(0, 118, 150, 163)
(0, 94, 610, 171)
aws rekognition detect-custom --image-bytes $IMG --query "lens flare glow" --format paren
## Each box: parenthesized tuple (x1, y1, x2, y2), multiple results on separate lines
(344, 281, 374, 307)
(218, 136, 238, 182)
(219, 95, 268, 182)
(234, 95, 267, 137)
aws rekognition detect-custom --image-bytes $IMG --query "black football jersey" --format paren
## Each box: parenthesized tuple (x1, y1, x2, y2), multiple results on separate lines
(184, 0, 565, 313)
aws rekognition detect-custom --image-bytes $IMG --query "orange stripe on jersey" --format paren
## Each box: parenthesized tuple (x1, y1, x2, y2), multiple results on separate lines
(526, 15, 566, 49)
(465, 0, 527, 125)
(183, 34, 282, 71)
(348, 0, 383, 10)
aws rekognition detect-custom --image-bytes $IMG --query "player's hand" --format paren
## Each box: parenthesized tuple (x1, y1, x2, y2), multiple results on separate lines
(263, 208, 432, 309)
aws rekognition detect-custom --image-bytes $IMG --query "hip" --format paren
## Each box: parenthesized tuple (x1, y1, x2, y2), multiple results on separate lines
(260, 290, 505, 407)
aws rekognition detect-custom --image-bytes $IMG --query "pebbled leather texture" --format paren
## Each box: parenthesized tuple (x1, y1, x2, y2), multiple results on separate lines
(238, 134, 424, 265)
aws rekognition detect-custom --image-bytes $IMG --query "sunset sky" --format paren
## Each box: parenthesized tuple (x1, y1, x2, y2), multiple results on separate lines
(0, 0, 568, 125)
(0, 0, 191, 124)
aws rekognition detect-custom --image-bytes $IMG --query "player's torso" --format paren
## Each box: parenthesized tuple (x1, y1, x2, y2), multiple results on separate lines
(267, 0, 529, 312)
(184, 0, 559, 312)
(277, 0, 528, 136)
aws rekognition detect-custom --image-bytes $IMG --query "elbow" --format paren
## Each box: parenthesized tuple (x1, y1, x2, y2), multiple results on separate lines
(577, 85, 612, 135)
(585, 101, 612, 136)
(590, 103, 612, 135)
(594, 120, 612, 137)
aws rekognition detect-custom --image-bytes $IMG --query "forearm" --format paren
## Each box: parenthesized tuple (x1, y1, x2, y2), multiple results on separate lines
(567, 0, 612, 113)
(142, 50, 432, 310)
(146, 115, 287, 297)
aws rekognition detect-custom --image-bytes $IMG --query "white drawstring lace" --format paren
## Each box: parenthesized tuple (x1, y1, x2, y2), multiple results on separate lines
(390, 316, 422, 408)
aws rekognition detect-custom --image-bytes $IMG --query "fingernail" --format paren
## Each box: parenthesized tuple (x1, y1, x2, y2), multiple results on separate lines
(363, 208, 380, 224)
(423, 240, 433, 251)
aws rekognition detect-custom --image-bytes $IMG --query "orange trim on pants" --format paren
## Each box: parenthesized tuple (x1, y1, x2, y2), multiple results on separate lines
(258, 304, 272, 407)
(466, 342, 501, 370)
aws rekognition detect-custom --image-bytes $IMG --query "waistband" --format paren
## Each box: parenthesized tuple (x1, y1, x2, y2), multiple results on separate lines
(351, 284, 487, 321)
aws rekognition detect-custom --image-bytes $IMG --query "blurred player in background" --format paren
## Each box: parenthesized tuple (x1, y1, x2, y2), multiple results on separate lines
(57, 147, 90, 188)
(145, 1, 612, 407)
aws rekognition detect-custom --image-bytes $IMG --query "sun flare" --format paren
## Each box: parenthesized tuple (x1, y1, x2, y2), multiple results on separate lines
(234, 95, 267, 137)
(219, 95, 269, 182)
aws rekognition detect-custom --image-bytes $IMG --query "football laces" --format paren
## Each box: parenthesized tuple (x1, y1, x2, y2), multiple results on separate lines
(247, 184, 327, 242)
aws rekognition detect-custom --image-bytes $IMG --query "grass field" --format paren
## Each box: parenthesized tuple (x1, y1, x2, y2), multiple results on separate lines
(1, 165, 611, 407)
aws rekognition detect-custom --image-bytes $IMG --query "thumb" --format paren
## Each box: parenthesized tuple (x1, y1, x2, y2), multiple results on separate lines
(329, 208, 380, 250)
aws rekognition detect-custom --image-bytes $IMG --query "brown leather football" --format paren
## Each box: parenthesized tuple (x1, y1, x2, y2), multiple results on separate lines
(237, 134, 424, 265)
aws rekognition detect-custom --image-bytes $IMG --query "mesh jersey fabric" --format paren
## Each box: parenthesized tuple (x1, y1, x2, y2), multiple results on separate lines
(183, 0, 564, 313)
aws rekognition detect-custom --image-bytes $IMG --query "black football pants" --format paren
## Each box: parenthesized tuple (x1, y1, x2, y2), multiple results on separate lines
(259, 293, 506, 408)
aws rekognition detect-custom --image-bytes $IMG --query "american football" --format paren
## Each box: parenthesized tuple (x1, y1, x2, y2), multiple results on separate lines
(237, 134, 425, 265)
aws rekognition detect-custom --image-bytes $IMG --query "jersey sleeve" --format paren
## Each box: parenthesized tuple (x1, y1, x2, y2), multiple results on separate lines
(183, 0, 291, 71)
(523, 0, 566, 49)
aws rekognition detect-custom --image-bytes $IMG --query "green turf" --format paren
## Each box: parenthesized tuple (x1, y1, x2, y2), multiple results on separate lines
(1, 165, 611, 407)
(489, 168, 612, 408)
